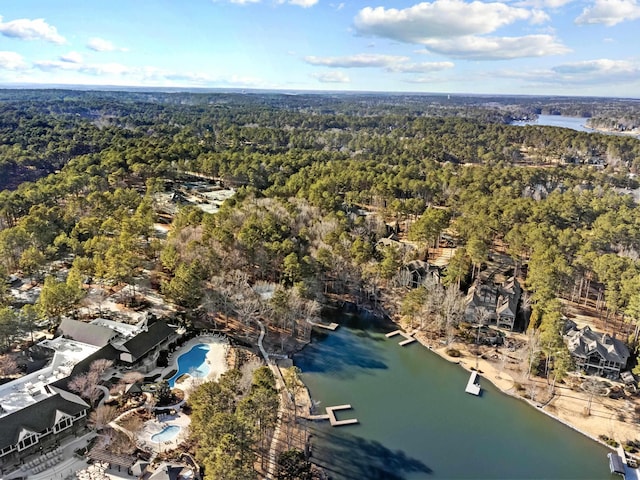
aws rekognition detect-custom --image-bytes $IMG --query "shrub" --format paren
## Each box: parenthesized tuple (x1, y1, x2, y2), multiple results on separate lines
(446, 348, 461, 357)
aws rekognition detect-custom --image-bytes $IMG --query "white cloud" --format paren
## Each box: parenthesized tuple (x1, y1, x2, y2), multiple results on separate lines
(304, 53, 409, 68)
(0, 16, 65, 44)
(575, 0, 640, 25)
(354, 0, 541, 42)
(497, 58, 640, 87)
(60, 51, 83, 64)
(422, 34, 570, 59)
(87, 37, 127, 52)
(222, 0, 317, 5)
(35, 59, 131, 76)
(515, 0, 575, 8)
(312, 71, 351, 83)
(552, 58, 638, 77)
(386, 61, 454, 72)
(288, 0, 319, 6)
(0, 51, 27, 70)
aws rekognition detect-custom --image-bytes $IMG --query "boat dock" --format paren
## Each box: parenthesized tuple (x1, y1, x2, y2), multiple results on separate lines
(307, 404, 359, 427)
(386, 330, 417, 346)
(465, 371, 481, 396)
(310, 322, 339, 331)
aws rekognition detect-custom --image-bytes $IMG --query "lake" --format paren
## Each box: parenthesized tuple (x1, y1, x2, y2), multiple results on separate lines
(512, 115, 640, 139)
(294, 314, 614, 479)
(511, 114, 592, 132)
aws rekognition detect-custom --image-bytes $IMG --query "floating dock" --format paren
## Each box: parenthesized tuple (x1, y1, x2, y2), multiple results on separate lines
(310, 322, 339, 331)
(307, 404, 358, 426)
(386, 330, 416, 346)
(465, 371, 481, 396)
(326, 405, 359, 426)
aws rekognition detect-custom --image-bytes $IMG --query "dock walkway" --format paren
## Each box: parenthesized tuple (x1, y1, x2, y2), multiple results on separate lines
(306, 404, 358, 426)
(310, 322, 339, 331)
(386, 329, 416, 346)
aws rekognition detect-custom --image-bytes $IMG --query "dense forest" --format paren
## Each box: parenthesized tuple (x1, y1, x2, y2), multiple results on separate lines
(1, 89, 640, 477)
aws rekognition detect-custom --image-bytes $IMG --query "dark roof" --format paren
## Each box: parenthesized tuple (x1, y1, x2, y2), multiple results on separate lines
(57, 318, 116, 347)
(608, 453, 625, 475)
(120, 321, 175, 362)
(50, 343, 120, 391)
(148, 462, 185, 480)
(0, 390, 88, 450)
(566, 326, 630, 365)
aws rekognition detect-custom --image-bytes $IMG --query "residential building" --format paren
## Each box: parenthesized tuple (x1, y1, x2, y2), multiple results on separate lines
(565, 324, 630, 379)
(0, 316, 178, 470)
(465, 277, 521, 331)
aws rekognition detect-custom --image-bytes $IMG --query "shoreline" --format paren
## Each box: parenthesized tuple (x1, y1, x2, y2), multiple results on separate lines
(410, 329, 636, 456)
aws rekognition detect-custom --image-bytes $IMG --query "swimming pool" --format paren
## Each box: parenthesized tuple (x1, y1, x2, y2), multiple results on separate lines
(151, 425, 180, 443)
(168, 343, 211, 387)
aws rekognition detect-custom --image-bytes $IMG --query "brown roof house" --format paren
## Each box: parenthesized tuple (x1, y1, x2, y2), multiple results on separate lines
(465, 277, 521, 331)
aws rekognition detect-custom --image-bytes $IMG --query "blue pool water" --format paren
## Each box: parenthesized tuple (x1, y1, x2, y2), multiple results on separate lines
(151, 425, 180, 442)
(168, 343, 211, 387)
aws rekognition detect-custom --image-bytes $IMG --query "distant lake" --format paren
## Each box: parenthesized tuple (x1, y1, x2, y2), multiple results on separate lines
(511, 114, 592, 132)
(512, 115, 640, 139)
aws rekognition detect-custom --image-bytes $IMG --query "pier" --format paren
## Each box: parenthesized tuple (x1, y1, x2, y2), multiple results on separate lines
(386, 329, 417, 346)
(310, 321, 339, 331)
(307, 404, 358, 427)
(465, 371, 481, 396)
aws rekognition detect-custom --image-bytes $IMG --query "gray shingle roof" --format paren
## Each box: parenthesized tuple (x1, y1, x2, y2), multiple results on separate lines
(0, 390, 88, 450)
(119, 321, 175, 362)
(57, 318, 116, 347)
(566, 326, 630, 365)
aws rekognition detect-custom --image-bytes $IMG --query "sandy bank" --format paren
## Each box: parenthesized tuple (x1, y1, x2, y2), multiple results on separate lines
(413, 330, 639, 452)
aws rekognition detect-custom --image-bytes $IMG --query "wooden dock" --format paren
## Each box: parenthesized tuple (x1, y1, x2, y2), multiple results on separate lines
(306, 404, 358, 426)
(386, 329, 416, 346)
(310, 322, 339, 331)
(326, 405, 359, 426)
(465, 371, 481, 396)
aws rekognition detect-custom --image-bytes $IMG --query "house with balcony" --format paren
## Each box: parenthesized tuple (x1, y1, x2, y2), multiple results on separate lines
(565, 324, 630, 379)
(465, 277, 521, 331)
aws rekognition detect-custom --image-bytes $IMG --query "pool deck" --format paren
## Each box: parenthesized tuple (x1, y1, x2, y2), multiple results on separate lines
(161, 334, 230, 390)
(140, 411, 191, 453)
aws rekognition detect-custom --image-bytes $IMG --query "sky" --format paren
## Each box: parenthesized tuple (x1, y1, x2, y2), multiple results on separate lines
(0, 0, 639, 97)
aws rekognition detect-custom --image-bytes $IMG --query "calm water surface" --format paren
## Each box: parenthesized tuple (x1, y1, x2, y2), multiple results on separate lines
(512, 115, 592, 132)
(294, 315, 614, 480)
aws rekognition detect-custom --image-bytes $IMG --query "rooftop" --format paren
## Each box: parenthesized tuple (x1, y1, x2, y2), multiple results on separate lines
(0, 337, 99, 418)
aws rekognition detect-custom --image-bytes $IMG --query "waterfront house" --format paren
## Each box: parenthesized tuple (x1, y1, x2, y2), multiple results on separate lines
(398, 260, 441, 289)
(465, 277, 521, 331)
(564, 324, 630, 379)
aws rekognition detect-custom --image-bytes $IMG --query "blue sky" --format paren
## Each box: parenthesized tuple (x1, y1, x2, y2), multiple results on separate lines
(0, 0, 639, 97)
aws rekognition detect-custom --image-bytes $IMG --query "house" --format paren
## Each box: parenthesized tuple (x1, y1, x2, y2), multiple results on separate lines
(147, 461, 195, 480)
(0, 317, 178, 470)
(0, 387, 89, 466)
(465, 277, 521, 331)
(398, 260, 441, 289)
(112, 320, 176, 369)
(565, 324, 630, 379)
(57, 317, 119, 347)
(0, 336, 99, 469)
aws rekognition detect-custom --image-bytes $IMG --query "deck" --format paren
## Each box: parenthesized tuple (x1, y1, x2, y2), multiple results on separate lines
(386, 329, 417, 346)
(310, 322, 339, 331)
(306, 404, 359, 426)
